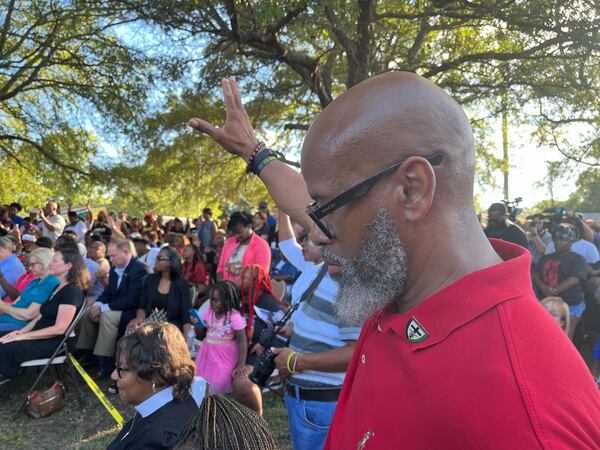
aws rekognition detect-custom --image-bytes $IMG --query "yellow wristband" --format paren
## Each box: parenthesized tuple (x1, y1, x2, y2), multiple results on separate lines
(286, 351, 298, 374)
(292, 353, 301, 373)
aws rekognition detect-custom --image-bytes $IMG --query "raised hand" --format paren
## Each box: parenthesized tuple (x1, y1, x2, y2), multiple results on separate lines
(188, 77, 260, 162)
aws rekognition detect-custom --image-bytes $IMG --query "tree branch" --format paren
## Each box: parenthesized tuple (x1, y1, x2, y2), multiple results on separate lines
(0, 0, 16, 57)
(0, 134, 91, 176)
(423, 33, 573, 78)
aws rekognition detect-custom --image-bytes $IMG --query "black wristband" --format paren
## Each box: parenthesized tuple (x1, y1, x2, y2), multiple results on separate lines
(251, 149, 276, 175)
(255, 155, 278, 176)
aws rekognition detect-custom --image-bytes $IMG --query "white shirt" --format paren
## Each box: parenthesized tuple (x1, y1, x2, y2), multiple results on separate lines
(42, 214, 66, 243)
(64, 220, 87, 243)
(139, 247, 160, 272)
(135, 377, 206, 417)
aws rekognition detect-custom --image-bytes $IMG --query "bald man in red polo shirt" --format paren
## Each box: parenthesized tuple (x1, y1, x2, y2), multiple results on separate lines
(190, 74, 600, 449)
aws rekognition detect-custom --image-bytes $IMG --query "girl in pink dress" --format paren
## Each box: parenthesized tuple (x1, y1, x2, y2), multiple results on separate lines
(195, 281, 248, 394)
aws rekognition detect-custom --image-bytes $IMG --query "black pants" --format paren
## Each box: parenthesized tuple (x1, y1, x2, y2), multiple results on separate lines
(0, 338, 61, 377)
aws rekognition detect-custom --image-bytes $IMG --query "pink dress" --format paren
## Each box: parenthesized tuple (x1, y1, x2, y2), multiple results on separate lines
(194, 307, 245, 394)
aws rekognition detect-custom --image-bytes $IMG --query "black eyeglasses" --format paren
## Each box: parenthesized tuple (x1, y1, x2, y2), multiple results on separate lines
(306, 152, 444, 239)
(116, 366, 130, 378)
(156, 256, 170, 262)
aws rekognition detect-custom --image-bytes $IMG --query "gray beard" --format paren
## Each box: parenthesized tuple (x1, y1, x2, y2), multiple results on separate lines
(321, 210, 408, 325)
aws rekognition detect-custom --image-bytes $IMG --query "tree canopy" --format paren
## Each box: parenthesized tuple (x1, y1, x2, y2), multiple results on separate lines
(1, 0, 598, 215)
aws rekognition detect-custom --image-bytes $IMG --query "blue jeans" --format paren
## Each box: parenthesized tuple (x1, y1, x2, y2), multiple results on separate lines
(284, 392, 337, 450)
(569, 302, 586, 318)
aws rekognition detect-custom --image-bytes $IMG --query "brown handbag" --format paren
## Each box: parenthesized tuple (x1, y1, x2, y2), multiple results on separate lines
(26, 381, 65, 419)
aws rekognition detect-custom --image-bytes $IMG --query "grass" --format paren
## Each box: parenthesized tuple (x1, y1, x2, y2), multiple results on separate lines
(0, 366, 291, 449)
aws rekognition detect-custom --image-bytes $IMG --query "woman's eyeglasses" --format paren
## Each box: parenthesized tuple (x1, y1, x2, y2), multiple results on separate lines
(156, 256, 170, 262)
(116, 366, 130, 378)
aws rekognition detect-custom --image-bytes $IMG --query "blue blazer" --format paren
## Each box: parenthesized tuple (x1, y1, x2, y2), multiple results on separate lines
(97, 257, 150, 337)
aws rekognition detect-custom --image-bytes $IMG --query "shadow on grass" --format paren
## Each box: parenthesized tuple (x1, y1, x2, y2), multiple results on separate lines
(0, 367, 291, 449)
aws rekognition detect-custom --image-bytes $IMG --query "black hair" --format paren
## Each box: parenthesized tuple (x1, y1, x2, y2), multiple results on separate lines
(35, 236, 53, 249)
(90, 233, 103, 243)
(62, 229, 78, 239)
(55, 233, 79, 249)
(227, 211, 253, 233)
(561, 217, 583, 240)
(488, 203, 507, 215)
(202, 207, 212, 216)
(68, 211, 78, 218)
(159, 245, 183, 280)
(186, 243, 203, 269)
(9, 202, 22, 211)
(209, 281, 241, 314)
(132, 237, 150, 247)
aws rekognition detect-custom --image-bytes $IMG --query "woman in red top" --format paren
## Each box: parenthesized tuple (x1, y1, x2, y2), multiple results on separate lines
(182, 243, 208, 296)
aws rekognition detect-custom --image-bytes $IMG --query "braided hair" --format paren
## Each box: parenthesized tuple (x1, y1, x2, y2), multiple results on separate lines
(174, 395, 279, 450)
(209, 281, 241, 325)
(240, 264, 284, 340)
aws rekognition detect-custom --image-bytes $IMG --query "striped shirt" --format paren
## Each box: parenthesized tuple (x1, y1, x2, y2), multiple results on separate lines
(279, 238, 362, 387)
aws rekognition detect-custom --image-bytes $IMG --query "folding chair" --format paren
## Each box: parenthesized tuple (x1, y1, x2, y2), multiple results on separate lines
(12, 302, 88, 418)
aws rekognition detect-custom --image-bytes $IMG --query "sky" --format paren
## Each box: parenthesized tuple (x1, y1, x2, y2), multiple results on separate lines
(475, 119, 584, 213)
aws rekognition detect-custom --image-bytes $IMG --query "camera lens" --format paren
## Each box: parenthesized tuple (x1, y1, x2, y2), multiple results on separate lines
(249, 348, 277, 387)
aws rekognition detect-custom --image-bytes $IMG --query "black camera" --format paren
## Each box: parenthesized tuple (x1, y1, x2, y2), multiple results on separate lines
(542, 207, 567, 231)
(248, 302, 299, 387)
(249, 329, 290, 387)
(503, 197, 523, 223)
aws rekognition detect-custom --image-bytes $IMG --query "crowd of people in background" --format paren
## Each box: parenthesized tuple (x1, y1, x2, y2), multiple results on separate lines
(3, 195, 600, 443)
(0, 200, 600, 418)
(0, 198, 300, 446)
(483, 202, 600, 384)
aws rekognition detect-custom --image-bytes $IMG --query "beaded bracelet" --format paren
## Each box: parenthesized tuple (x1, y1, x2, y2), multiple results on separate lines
(245, 141, 266, 173)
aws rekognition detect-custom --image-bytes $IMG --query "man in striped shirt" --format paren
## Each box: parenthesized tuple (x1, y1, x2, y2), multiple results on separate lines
(268, 210, 360, 449)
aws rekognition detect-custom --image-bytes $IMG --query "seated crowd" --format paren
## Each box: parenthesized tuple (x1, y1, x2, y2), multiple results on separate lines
(0, 199, 302, 447)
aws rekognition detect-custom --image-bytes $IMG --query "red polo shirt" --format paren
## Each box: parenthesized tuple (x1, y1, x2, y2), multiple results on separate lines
(325, 240, 600, 449)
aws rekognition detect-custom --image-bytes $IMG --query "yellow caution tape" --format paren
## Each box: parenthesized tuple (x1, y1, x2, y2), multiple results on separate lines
(68, 354, 124, 427)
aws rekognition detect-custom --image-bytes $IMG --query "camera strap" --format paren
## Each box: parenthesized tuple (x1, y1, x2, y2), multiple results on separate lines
(269, 263, 329, 330)
(296, 263, 329, 306)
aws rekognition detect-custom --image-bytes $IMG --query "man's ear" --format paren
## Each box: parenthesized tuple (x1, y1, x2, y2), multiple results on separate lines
(392, 157, 436, 222)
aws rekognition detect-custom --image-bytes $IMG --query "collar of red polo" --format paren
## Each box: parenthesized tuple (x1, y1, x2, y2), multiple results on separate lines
(376, 239, 532, 350)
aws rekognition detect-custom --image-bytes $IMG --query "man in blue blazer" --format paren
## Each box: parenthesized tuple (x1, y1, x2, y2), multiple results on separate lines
(77, 237, 150, 377)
